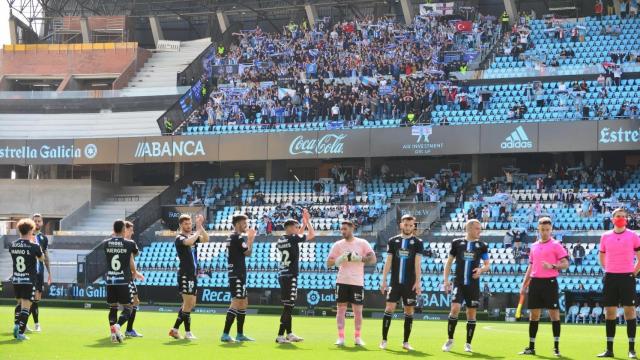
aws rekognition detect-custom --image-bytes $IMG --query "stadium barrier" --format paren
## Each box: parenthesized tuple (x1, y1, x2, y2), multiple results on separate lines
(0, 282, 517, 311)
(0, 119, 637, 165)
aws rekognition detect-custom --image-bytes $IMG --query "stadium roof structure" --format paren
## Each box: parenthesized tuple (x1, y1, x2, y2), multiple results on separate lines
(8, 0, 392, 41)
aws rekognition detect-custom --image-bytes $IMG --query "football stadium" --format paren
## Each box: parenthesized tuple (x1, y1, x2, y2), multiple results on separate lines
(0, 0, 639, 358)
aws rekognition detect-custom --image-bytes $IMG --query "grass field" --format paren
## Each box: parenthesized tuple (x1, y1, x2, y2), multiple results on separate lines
(0, 306, 632, 359)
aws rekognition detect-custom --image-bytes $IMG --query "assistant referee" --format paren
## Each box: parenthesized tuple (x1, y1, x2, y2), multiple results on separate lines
(518, 217, 569, 357)
(598, 208, 640, 359)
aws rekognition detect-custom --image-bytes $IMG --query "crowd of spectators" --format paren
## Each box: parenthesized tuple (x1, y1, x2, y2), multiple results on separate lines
(485, 10, 640, 121)
(566, 301, 640, 325)
(254, 203, 382, 235)
(410, 168, 461, 203)
(182, 13, 499, 130)
(460, 161, 640, 233)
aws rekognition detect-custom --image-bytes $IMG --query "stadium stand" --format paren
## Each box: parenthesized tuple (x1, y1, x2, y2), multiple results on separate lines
(62, 186, 167, 235)
(485, 15, 640, 79)
(126, 38, 211, 89)
(176, 177, 245, 208)
(178, 177, 407, 231)
(177, 15, 500, 134)
(5, 0, 640, 330)
(176, 170, 470, 233)
(174, 15, 640, 135)
(430, 78, 640, 125)
(444, 166, 638, 232)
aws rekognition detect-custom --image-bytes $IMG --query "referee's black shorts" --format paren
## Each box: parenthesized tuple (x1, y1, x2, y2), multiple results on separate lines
(603, 273, 637, 307)
(528, 277, 559, 310)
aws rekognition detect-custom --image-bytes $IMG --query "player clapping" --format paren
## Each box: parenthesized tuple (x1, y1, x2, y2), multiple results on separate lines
(169, 214, 209, 340)
(275, 209, 315, 344)
(221, 214, 256, 342)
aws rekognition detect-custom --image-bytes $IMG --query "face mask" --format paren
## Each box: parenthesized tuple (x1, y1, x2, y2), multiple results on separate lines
(613, 217, 627, 228)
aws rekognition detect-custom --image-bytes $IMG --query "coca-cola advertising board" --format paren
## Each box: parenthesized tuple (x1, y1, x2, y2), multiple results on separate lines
(268, 132, 317, 159)
(267, 129, 370, 159)
(314, 129, 370, 158)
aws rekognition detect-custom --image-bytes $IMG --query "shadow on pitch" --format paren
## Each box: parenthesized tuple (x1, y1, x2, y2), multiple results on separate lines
(329, 345, 372, 352)
(219, 341, 246, 348)
(274, 343, 312, 351)
(163, 339, 198, 346)
(86, 338, 127, 348)
(0, 339, 25, 345)
(385, 349, 431, 356)
(449, 350, 504, 359)
(526, 355, 574, 360)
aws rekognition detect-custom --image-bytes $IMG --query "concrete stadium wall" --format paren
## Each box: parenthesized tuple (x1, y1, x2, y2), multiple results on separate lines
(0, 44, 148, 90)
(0, 95, 180, 114)
(0, 179, 117, 218)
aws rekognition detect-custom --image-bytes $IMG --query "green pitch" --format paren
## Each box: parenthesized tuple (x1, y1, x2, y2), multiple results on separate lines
(0, 306, 626, 359)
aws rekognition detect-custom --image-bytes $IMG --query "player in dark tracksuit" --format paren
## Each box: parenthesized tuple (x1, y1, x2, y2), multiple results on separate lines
(442, 219, 490, 354)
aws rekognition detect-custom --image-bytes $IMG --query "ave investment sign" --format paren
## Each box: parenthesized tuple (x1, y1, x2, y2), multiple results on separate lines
(0, 120, 636, 165)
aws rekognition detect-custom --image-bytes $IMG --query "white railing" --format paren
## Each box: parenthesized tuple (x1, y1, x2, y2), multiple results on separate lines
(157, 40, 181, 52)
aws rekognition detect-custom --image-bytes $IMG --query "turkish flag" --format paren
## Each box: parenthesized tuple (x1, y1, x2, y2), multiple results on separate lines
(456, 21, 473, 33)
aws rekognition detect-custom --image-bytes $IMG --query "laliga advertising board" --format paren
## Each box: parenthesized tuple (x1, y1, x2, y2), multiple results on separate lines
(3, 281, 456, 308)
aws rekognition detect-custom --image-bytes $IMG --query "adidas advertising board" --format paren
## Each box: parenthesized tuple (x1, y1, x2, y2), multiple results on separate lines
(500, 126, 533, 149)
(480, 123, 538, 153)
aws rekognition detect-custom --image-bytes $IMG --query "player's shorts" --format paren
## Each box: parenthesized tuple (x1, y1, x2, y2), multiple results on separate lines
(13, 283, 35, 301)
(386, 283, 417, 307)
(528, 277, 560, 309)
(129, 281, 138, 297)
(279, 275, 298, 306)
(106, 284, 134, 305)
(178, 274, 198, 296)
(451, 282, 480, 308)
(603, 273, 637, 307)
(229, 276, 247, 299)
(35, 271, 44, 292)
(335, 283, 364, 305)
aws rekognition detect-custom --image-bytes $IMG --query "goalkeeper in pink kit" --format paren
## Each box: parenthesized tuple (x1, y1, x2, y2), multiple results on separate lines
(326, 220, 377, 346)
